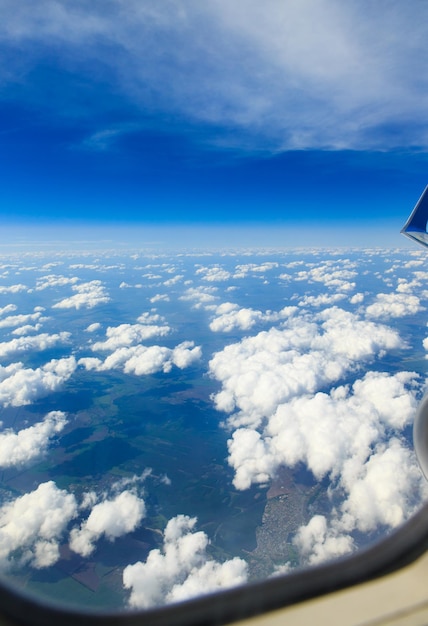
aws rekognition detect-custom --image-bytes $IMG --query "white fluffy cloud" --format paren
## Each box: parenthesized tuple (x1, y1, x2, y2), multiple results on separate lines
(79, 311, 200, 376)
(35, 275, 79, 290)
(69, 491, 146, 557)
(163, 274, 184, 287)
(11, 324, 43, 336)
(0, 482, 78, 569)
(0, 481, 149, 571)
(340, 438, 423, 532)
(0, 304, 17, 316)
(239, 370, 417, 487)
(0, 284, 27, 294)
(0, 332, 70, 358)
(294, 265, 357, 292)
(91, 322, 170, 351)
(233, 262, 279, 278)
(0, 356, 77, 407)
(293, 437, 426, 566)
(366, 293, 424, 318)
(209, 308, 401, 430)
(0, 312, 43, 329)
(179, 286, 218, 308)
(149, 293, 170, 303)
(80, 341, 201, 376)
(0, 411, 67, 468)
(350, 292, 364, 304)
(209, 303, 297, 332)
(293, 515, 354, 566)
(123, 515, 247, 609)
(196, 266, 232, 282)
(53, 280, 110, 309)
(298, 293, 346, 307)
(85, 322, 101, 332)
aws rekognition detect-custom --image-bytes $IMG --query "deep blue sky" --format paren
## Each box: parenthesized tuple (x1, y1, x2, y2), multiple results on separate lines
(1, 1, 428, 246)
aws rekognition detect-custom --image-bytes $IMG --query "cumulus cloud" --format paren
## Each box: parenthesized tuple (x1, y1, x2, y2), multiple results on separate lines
(293, 515, 354, 566)
(366, 292, 424, 318)
(233, 262, 279, 278)
(35, 274, 79, 290)
(0, 284, 27, 294)
(293, 437, 426, 566)
(209, 308, 401, 430)
(245, 370, 418, 485)
(149, 293, 170, 303)
(69, 491, 146, 557)
(0, 482, 78, 569)
(163, 274, 184, 286)
(294, 265, 357, 292)
(85, 322, 101, 332)
(80, 341, 201, 375)
(179, 286, 218, 308)
(196, 266, 232, 282)
(0, 311, 43, 329)
(0, 356, 77, 407)
(0, 332, 70, 358)
(396, 271, 428, 294)
(11, 324, 43, 336)
(340, 438, 423, 532)
(0, 411, 68, 468)
(349, 292, 364, 304)
(209, 303, 298, 332)
(142, 273, 162, 280)
(137, 312, 165, 324)
(123, 515, 247, 609)
(0, 304, 17, 316)
(91, 322, 170, 351)
(298, 293, 346, 307)
(53, 280, 110, 309)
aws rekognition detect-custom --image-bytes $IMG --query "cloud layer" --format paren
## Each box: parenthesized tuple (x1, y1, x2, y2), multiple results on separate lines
(0, 248, 426, 604)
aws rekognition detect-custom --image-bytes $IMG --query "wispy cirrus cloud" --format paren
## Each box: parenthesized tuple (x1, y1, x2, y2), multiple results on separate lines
(1, 1, 427, 151)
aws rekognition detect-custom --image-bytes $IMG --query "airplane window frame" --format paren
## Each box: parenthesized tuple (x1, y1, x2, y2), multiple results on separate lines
(0, 496, 428, 626)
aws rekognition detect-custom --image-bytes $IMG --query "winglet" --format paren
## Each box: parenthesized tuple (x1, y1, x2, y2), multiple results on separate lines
(401, 185, 428, 247)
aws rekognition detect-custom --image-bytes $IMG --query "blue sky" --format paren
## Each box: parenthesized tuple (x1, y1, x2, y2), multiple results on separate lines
(1, 1, 428, 246)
